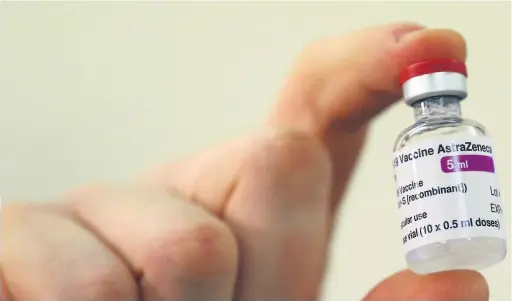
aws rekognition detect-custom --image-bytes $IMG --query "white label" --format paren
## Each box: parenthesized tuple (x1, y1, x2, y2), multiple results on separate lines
(392, 136, 506, 253)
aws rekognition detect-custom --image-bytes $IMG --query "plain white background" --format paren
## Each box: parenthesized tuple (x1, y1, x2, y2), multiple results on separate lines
(1, 1, 510, 299)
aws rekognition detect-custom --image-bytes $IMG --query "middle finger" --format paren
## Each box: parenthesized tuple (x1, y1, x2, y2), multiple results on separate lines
(66, 184, 238, 301)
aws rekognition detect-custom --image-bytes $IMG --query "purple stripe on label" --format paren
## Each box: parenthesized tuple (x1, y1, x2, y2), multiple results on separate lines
(440, 155, 495, 173)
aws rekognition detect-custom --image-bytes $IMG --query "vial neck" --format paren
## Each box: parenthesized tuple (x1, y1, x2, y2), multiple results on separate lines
(413, 96, 462, 122)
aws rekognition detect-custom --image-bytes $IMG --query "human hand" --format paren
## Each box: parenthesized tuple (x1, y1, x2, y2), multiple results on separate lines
(0, 23, 488, 300)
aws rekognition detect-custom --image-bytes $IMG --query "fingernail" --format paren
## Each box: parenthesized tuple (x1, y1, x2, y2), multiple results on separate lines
(393, 23, 426, 42)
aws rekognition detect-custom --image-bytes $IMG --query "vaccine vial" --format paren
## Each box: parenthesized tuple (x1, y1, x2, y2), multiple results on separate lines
(392, 58, 507, 274)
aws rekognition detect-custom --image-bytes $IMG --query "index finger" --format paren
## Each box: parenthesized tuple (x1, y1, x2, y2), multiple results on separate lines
(267, 23, 466, 209)
(140, 23, 467, 216)
(269, 23, 466, 130)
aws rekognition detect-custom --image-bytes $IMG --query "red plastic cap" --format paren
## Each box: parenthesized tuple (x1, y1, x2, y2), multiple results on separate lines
(399, 58, 467, 86)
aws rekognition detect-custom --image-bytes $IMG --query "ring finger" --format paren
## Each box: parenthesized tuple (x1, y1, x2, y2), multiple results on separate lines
(1, 203, 137, 300)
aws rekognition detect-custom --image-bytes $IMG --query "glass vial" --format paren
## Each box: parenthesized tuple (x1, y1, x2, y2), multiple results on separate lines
(392, 59, 507, 275)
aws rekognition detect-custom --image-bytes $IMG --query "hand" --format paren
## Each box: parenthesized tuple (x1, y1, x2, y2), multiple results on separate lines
(0, 23, 488, 300)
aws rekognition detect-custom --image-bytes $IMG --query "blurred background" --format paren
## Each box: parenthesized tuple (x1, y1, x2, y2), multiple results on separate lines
(1, 1, 510, 299)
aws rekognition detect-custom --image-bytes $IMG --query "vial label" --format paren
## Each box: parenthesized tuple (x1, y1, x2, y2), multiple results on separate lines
(392, 136, 506, 253)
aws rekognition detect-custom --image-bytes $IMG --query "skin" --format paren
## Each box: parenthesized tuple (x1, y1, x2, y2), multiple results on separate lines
(0, 22, 489, 300)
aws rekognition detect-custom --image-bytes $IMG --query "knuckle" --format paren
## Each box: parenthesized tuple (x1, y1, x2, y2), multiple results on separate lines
(300, 37, 330, 58)
(145, 220, 237, 278)
(66, 264, 135, 300)
(239, 130, 332, 207)
(64, 182, 114, 208)
(248, 130, 331, 180)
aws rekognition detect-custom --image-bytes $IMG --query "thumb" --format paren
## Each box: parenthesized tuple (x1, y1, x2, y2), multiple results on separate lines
(364, 269, 488, 300)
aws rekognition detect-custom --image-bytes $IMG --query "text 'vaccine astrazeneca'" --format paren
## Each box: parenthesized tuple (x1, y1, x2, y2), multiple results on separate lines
(392, 58, 507, 275)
